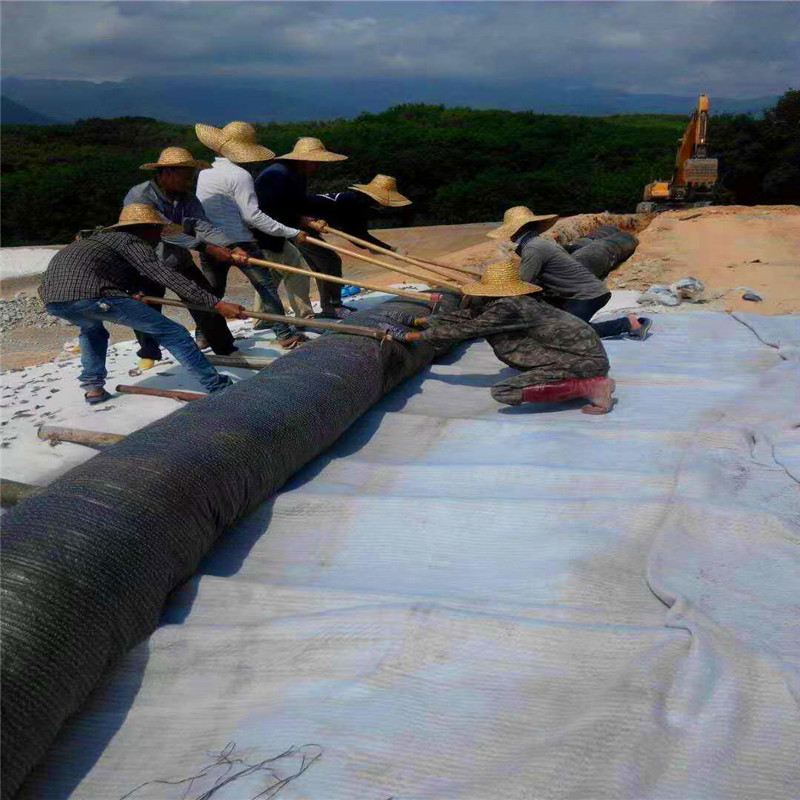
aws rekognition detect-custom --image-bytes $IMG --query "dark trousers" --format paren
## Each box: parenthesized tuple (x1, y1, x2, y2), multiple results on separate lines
(562, 293, 632, 339)
(201, 242, 295, 341)
(296, 234, 343, 312)
(135, 249, 235, 359)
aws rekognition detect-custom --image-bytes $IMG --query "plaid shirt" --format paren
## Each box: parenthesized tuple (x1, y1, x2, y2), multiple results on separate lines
(39, 231, 218, 307)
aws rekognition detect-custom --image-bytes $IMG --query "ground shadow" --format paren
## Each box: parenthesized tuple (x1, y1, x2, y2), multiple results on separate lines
(17, 642, 150, 800)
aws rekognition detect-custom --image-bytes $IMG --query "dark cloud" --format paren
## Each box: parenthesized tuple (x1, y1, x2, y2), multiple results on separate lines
(1, 1, 797, 97)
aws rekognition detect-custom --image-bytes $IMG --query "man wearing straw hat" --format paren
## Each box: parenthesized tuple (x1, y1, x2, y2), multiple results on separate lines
(308, 174, 412, 254)
(39, 204, 246, 404)
(488, 206, 651, 340)
(254, 137, 354, 320)
(195, 121, 309, 350)
(124, 146, 250, 370)
(388, 259, 615, 414)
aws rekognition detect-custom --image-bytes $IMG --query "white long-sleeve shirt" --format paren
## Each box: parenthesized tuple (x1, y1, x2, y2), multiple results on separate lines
(196, 157, 301, 245)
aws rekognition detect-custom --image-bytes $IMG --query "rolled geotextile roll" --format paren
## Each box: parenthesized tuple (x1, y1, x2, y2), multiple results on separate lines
(0, 295, 456, 799)
(573, 231, 639, 279)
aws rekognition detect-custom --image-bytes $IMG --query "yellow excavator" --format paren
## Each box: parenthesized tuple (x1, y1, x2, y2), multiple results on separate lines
(637, 94, 718, 213)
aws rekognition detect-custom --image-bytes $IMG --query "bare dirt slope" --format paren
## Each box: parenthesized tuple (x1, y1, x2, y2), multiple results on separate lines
(606, 205, 800, 315)
(1, 209, 796, 370)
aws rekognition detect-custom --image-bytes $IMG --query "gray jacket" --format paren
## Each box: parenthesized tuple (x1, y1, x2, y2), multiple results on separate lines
(516, 232, 608, 301)
(124, 179, 235, 255)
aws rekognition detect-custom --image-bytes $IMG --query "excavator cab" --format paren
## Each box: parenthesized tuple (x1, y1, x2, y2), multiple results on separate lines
(638, 94, 718, 212)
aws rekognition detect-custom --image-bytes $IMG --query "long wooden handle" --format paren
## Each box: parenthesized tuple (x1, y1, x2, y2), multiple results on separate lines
(303, 236, 464, 293)
(241, 254, 438, 303)
(37, 425, 126, 447)
(116, 384, 208, 402)
(323, 226, 481, 279)
(139, 296, 389, 341)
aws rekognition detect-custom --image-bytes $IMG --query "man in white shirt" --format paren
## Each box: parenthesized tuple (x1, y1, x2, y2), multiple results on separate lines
(195, 121, 312, 349)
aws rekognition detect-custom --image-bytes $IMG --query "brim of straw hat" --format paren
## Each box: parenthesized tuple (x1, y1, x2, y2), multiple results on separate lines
(195, 123, 227, 152)
(487, 214, 559, 240)
(140, 159, 211, 170)
(278, 149, 348, 162)
(350, 184, 412, 207)
(219, 140, 276, 164)
(462, 276, 542, 297)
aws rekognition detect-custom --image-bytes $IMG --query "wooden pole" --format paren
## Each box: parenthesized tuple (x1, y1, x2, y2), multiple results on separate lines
(301, 236, 465, 292)
(140, 296, 392, 341)
(325, 226, 481, 278)
(239, 257, 442, 304)
(206, 354, 275, 371)
(116, 385, 209, 402)
(0, 479, 40, 508)
(323, 226, 481, 279)
(37, 425, 126, 448)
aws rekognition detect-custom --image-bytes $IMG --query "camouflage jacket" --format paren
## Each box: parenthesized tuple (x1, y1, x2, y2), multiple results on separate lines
(419, 295, 606, 370)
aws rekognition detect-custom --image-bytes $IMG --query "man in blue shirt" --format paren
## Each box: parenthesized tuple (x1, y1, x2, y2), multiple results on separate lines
(254, 137, 355, 320)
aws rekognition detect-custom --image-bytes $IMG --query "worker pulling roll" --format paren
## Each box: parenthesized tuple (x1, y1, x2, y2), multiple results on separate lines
(386, 259, 616, 414)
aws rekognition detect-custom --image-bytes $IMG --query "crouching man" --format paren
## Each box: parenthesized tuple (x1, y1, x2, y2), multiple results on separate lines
(387, 259, 615, 414)
(39, 204, 247, 404)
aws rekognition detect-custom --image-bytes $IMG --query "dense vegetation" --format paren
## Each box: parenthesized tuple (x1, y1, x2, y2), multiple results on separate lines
(1, 92, 797, 246)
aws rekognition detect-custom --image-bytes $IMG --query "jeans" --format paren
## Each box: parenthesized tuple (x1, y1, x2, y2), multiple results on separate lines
(46, 298, 233, 393)
(136, 248, 236, 359)
(297, 233, 344, 313)
(563, 293, 632, 339)
(201, 241, 295, 340)
(253, 240, 313, 320)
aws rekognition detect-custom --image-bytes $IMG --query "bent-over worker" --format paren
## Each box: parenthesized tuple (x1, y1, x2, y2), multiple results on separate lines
(124, 146, 248, 368)
(195, 121, 308, 350)
(308, 174, 412, 253)
(39, 204, 246, 404)
(387, 259, 615, 414)
(489, 207, 651, 340)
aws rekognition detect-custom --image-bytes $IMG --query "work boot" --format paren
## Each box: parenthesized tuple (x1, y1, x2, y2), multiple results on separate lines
(520, 377, 616, 415)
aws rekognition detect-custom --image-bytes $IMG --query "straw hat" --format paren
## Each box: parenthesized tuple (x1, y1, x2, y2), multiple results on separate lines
(487, 206, 559, 240)
(195, 121, 275, 163)
(462, 259, 542, 297)
(104, 203, 169, 230)
(278, 137, 347, 162)
(140, 147, 210, 170)
(350, 174, 411, 207)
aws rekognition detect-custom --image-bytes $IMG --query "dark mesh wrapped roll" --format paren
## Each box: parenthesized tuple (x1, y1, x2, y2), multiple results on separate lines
(573, 231, 639, 278)
(0, 296, 455, 799)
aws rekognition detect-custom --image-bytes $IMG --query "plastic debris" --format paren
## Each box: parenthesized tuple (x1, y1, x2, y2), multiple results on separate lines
(671, 277, 705, 302)
(638, 285, 681, 307)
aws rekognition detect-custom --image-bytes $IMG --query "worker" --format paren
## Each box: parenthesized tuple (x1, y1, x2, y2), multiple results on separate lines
(124, 147, 248, 370)
(254, 137, 355, 320)
(488, 207, 652, 340)
(308, 174, 412, 253)
(386, 259, 616, 414)
(195, 121, 309, 350)
(39, 204, 247, 404)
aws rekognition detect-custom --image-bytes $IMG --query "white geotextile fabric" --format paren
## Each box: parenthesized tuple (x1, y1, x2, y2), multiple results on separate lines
(20, 313, 800, 800)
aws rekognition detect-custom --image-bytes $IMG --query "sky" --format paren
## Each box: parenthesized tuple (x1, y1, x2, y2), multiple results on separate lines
(1, 1, 798, 98)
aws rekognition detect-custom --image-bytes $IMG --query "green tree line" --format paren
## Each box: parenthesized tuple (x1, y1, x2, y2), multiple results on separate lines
(1, 92, 797, 246)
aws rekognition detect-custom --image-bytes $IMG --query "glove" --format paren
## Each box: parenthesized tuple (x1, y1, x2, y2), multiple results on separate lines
(383, 311, 418, 327)
(382, 324, 409, 341)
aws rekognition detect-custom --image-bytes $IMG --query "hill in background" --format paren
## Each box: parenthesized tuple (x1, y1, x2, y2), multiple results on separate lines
(0, 75, 778, 125)
(2, 94, 798, 247)
(0, 96, 57, 125)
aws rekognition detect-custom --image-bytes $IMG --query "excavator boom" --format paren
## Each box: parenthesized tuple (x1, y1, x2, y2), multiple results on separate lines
(639, 94, 717, 212)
